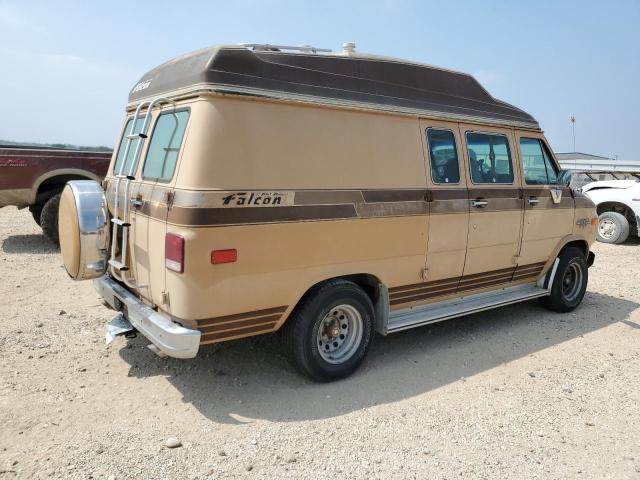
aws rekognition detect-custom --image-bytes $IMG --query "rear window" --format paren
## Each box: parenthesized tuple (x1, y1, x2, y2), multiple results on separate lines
(142, 110, 190, 182)
(466, 132, 514, 184)
(113, 117, 145, 175)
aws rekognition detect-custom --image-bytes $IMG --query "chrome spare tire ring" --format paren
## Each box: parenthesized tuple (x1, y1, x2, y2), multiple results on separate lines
(59, 180, 110, 281)
(316, 304, 364, 365)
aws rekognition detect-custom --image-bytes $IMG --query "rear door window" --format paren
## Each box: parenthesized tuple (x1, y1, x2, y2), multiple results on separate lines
(426, 128, 460, 184)
(113, 117, 145, 175)
(520, 138, 559, 185)
(142, 110, 190, 182)
(466, 132, 514, 184)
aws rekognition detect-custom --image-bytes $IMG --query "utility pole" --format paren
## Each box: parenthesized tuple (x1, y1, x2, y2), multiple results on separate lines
(570, 116, 576, 152)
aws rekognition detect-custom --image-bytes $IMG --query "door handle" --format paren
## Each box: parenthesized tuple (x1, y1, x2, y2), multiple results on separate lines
(528, 197, 540, 205)
(471, 199, 488, 208)
(130, 197, 143, 208)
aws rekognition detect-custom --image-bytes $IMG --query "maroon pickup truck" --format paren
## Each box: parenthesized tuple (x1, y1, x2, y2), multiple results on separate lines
(0, 145, 112, 244)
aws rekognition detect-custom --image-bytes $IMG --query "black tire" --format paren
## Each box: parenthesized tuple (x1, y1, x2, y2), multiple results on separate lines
(282, 280, 375, 382)
(29, 203, 44, 226)
(596, 211, 630, 244)
(40, 193, 61, 245)
(540, 247, 588, 313)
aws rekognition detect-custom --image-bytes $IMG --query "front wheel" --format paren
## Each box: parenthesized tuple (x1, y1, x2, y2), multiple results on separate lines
(540, 247, 588, 313)
(282, 280, 375, 382)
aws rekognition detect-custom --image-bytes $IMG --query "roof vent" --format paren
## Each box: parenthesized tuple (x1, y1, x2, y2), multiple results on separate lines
(342, 42, 356, 54)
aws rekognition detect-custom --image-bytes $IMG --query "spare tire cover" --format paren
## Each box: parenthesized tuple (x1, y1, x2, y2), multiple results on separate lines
(59, 180, 109, 280)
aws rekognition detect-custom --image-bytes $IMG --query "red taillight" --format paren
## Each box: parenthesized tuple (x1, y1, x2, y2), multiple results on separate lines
(165, 233, 184, 273)
(211, 249, 237, 264)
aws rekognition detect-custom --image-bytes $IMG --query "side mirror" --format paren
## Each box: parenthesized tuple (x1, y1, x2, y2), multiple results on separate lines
(558, 169, 572, 187)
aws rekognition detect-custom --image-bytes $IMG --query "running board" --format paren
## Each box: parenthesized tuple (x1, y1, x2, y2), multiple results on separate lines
(386, 283, 550, 334)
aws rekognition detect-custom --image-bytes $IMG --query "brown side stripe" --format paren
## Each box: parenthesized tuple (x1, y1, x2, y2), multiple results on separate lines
(362, 189, 427, 202)
(512, 262, 545, 281)
(168, 204, 358, 226)
(200, 324, 278, 344)
(458, 272, 515, 288)
(196, 306, 287, 328)
(119, 185, 581, 226)
(390, 287, 459, 305)
(431, 189, 468, 200)
(515, 261, 545, 271)
(389, 277, 459, 295)
(468, 188, 521, 199)
(199, 316, 282, 334)
(195, 306, 287, 344)
(389, 262, 546, 306)
(458, 265, 515, 281)
(390, 284, 459, 302)
(457, 276, 512, 293)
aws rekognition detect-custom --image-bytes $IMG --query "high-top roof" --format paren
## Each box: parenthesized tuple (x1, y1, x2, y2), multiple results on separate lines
(128, 44, 539, 129)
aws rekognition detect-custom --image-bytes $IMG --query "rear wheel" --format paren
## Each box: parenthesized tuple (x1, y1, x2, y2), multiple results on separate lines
(29, 203, 44, 226)
(596, 211, 630, 244)
(282, 280, 375, 382)
(540, 246, 588, 313)
(41, 193, 61, 245)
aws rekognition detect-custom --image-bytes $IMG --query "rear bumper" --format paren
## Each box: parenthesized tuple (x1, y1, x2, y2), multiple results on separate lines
(94, 275, 201, 358)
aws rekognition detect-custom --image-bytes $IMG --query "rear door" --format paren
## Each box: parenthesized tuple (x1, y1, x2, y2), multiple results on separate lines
(131, 108, 191, 306)
(516, 134, 574, 267)
(458, 126, 524, 290)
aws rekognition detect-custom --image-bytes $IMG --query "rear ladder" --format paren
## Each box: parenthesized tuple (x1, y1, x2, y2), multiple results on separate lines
(109, 97, 174, 288)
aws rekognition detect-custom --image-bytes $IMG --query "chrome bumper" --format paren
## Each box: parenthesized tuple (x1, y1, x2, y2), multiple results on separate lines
(94, 275, 200, 359)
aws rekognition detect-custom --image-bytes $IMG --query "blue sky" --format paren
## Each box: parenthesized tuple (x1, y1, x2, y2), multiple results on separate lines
(1, 0, 639, 159)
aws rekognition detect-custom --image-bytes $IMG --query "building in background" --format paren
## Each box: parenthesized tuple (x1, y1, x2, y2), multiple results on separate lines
(556, 152, 640, 188)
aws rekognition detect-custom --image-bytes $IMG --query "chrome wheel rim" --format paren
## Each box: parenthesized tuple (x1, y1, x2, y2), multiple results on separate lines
(561, 262, 583, 302)
(317, 304, 363, 364)
(598, 218, 617, 239)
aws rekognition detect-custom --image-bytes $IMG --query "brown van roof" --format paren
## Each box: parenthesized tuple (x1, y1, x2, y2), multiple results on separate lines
(128, 45, 539, 129)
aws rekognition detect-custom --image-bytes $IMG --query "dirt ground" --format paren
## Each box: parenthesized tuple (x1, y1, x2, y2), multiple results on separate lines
(1, 206, 639, 480)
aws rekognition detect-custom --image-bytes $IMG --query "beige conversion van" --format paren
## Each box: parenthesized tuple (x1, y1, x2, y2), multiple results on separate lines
(59, 43, 597, 381)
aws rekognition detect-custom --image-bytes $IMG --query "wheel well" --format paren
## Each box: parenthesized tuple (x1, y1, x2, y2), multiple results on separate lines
(34, 174, 92, 204)
(298, 274, 382, 309)
(561, 239, 589, 257)
(596, 202, 636, 225)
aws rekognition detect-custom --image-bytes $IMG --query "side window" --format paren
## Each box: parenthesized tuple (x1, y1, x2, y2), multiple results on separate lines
(142, 110, 190, 182)
(466, 132, 514, 184)
(520, 138, 559, 185)
(540, 142, 559, 184)
(426, 128, 460, 184)
(520, 138, 548, 184)
(113, 117, 144, 175)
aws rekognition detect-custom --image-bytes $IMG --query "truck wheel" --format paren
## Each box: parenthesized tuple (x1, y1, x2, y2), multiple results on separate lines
(282, 280, 375, 382)
(41, 193, 61, 245)
(596, 211, 630, 244)
(29, 203, 44, 226)
(540, 247, 588, 313)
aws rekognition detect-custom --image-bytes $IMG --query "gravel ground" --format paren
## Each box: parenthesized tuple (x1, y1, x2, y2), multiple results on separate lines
(1, 206, 639, 480)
